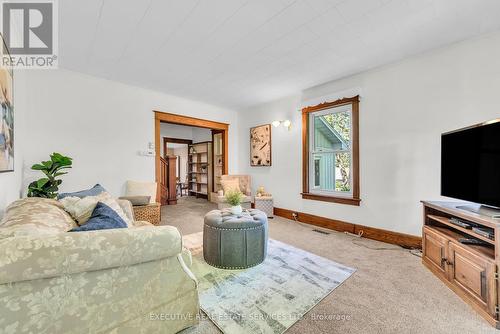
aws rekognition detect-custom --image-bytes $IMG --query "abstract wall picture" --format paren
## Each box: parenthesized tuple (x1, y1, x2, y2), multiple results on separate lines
(250, 124, 271, 166)
(0, 34, 13, 173)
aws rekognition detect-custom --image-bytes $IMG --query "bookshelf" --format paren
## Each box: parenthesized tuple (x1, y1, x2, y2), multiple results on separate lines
(188, 142, 212, 199)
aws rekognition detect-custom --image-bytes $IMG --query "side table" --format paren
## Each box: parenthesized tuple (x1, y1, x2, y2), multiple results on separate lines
(254, 196, 273, 218)
(133, 203, 161, 225)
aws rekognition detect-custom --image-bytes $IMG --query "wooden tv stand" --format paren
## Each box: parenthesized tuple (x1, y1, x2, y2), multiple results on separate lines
(422, 201, 500, 328)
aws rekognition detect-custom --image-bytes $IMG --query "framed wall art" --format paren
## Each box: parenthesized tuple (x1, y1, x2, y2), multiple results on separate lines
(250, 124, 271, 166)
(0, 33, 13, 173)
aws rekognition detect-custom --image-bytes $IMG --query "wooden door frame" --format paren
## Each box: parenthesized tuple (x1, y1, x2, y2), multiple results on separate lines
(154, 111, 229, 202)
(211, 129, 225, 191)
(163, 137, 192, 159)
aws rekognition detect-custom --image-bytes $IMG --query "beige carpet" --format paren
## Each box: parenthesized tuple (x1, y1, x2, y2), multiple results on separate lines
(162, 197, 496, 334)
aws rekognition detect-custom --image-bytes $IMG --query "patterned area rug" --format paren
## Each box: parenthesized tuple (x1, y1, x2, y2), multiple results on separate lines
(183, 232, 356, 334)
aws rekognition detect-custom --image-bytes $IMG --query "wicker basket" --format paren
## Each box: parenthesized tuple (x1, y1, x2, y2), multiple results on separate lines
(133, 203, 161, 225)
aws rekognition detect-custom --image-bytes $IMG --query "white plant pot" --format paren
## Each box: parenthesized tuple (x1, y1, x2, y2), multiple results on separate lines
(230, 205, 242, 215)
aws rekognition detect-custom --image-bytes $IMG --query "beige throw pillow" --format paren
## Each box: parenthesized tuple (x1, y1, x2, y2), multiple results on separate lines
(221, 179, 240, 193)
(125, 181, 157, 204)
(0, 198, 77, 238)
(60, 192, 132, 227)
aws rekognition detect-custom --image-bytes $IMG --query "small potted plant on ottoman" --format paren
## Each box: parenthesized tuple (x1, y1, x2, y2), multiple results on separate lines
(225, 189, 244, 215)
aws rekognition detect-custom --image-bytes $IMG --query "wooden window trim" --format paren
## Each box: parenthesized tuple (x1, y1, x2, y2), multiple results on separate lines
(301, 95, 361, 206)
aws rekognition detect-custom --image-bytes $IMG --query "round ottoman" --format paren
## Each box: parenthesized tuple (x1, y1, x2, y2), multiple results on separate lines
(203, 209, 268, 269)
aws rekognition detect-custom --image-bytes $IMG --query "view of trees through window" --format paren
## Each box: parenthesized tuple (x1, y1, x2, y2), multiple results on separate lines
(323, 111, 351, 192)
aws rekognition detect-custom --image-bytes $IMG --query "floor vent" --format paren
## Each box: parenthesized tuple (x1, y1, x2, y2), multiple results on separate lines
(312, 229, 330, 235)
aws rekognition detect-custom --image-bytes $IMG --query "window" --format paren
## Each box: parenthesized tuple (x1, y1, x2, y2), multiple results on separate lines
(301, 96, 360, 206)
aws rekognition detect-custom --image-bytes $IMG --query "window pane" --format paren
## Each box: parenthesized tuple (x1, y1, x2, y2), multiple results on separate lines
(335, 152, 351, 192)
(314, 158, 320, 187)
(313, 110, 351, 151)
(312, 153, 335, 191)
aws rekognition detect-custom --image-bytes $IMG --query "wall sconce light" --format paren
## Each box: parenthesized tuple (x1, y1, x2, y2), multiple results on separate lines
(272, 120, 292, 131)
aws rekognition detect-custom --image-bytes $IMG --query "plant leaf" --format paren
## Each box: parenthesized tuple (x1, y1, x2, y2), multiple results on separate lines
(37, 178, 49, 188)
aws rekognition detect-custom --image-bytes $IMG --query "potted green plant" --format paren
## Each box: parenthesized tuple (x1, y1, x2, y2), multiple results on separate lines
(27, 152, 73, 198)
(225, 189, 244, 215)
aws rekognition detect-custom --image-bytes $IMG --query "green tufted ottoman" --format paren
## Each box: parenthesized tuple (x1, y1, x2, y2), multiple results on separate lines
(203, 209, 268, 269)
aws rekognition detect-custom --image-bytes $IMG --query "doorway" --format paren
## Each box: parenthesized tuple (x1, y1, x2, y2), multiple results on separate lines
(154, 111, 229, 205)
(164, 137, 192, 200)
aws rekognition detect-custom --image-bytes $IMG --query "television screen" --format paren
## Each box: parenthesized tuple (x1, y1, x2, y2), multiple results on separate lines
(441, 120, 500, 208)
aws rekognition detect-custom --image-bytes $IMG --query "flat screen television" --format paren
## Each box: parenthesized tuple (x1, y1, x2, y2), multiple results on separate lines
(441, 119, 500, 210)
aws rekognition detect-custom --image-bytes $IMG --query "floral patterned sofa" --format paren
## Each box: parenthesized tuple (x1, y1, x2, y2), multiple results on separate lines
(0, 197, 199, 334)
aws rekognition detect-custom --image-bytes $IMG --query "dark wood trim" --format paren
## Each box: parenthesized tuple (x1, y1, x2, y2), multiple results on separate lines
(301, 193, 361, 206)
(273, 206, 422, 249)
(154, 111, 229, 202)
(274, 207, 354, 233)
(302, 111, 308, 194)
(301, 95, 361, 205)
(154, 111, 229, 130)
(250, 124, 272, 167)
(163, 137, 192, 159)
(166, 156, 178, 205)
(301, 95, 360, 114)
(351, 97, 360, 200)
(163, 137, 193, 144)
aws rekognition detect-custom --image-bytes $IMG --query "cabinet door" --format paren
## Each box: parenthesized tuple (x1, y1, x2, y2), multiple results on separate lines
(448, 242, 497, 318)
(422, 226, 448, 277)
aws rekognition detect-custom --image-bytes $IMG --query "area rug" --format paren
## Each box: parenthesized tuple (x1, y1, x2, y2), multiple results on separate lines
(183, 232, 356, 334)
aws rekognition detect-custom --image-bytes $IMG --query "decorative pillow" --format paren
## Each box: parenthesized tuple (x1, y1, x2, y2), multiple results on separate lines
(0, 197, 77, 238)
(221, 179, 240, 193)
(69, 202, 127, 232)
(60, 192, 132, 226)
(125, 180, 157, 204)
(58, 184, 107, 200)
(118, 196, 151, 206)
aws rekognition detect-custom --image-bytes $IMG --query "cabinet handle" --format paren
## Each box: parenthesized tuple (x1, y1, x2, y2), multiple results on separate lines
(480, 271, 486, 299)
(446, 260, 454, 266)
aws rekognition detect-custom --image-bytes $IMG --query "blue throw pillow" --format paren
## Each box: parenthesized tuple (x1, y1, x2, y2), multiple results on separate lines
(70, 202, 127, 232)
(58, 184, 106, 200)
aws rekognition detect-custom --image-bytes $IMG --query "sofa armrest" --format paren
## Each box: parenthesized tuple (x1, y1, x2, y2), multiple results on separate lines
(133, 220, 153, 227)
(0, 225, 182, 284)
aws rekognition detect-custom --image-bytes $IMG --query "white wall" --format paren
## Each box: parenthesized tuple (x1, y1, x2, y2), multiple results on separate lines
(238, 32, 500, 236)
(173, 146, 189, 183)
(192, 127, 212, 143)
(20, 69, 238, 198)
(0, 72, 27, 218)
(160, 123, 194, 141)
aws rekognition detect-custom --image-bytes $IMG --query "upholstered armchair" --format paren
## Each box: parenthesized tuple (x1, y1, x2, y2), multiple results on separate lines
(217, 175, 252, 209)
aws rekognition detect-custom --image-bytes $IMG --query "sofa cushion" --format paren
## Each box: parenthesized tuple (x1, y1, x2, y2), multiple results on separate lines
(0, 197, 77, 238)
(125, 180, 157, 204)
(60, 192, 132, 227)
(70, 202, 127, 232)
(57, 184, 106, 200)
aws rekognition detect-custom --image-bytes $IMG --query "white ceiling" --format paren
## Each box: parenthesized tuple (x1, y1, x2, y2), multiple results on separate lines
(59, 0, 500, 109)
